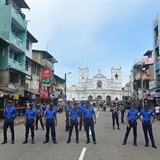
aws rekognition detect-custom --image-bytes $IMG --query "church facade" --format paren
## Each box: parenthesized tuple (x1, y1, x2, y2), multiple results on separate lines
(67, 67, 122, 101)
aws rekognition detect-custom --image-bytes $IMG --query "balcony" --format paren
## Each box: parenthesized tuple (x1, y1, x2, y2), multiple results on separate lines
(10, 33, 25, 52)
(11, 6, 27, 30)
(141, 57, 154, 65)
(8, 58, 25, 73)
(40, 59, 53, 69)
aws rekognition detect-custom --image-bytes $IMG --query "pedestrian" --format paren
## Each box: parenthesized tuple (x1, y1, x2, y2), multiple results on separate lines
(2, 100, 16, 144)
(122, 104, 139, 146)
(154, 104, 160, 121)
(110, 103, 120, 130)
(35, 103, 44, 130)
(67, 102, 80, 144)
(23, 103, 36, 144)
(83, 101, 97, 144)
(43, 102, 57, 144)
(139, 104, 157, 148)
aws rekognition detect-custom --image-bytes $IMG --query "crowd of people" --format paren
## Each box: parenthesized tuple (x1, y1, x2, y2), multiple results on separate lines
(1, 99, 160, 149)
(109, 100, 159, 149)
(1, 100, 97, 145)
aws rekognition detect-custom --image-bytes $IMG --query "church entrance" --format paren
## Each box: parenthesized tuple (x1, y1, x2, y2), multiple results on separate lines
(97, 95, 102, 101)
(88, 95, 93, 101)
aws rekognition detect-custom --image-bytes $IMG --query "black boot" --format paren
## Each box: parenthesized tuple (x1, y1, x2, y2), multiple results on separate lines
(32, 137, 35, 144)
(23, 139, 28, 144)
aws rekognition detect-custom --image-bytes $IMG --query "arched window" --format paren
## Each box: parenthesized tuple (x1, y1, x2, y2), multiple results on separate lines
(97, 80, 102, 88)
(115, 74, 118, 80)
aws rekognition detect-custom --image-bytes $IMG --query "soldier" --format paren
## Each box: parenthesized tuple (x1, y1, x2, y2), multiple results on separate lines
(2, 100, 16, 144)
(83, 101, 97, 145)
(23, 103, 36, 144)
(120, 101, 125, 124)
(122, 104, 139, 146)
(43, 102, 57, 144)
(110, 103, 120, 130)
(65, 102, 70, 131)
(67, 102, 80, 143)
(35, 103, 44, 130)
(139, 104, 157, 148)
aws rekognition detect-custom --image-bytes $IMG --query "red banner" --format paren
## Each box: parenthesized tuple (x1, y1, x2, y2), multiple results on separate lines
(39, 88, 49, 99)
(41, 69, 52, 78)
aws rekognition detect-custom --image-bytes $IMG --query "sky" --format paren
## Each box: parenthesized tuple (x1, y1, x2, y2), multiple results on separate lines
(24, 0, 160, 87)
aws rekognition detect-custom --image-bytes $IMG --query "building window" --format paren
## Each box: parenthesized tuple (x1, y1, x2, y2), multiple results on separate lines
(9, 50, 13, 59)
(26, 39, 29, 51)
(97, 80, 102, 88)
(32, 64, 36, 74)
(26, 60, 29, 71)
(14, 53, 18, 61)
(115, 74, 118, 80)
(10, 72, 19, 83)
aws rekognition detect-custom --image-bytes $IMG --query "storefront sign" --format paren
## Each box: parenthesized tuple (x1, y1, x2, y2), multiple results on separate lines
(13, 95, 19, 100)
(39, 88, 49, 99)
(41, 69, 52, 78)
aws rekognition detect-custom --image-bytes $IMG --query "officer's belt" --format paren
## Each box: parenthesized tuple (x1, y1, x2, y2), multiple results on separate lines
(27, 119, 34, 121)
(85, 118, 93, 120)
(129, 120, 136, 122)
(143, 120, 151, 122)
(5, 117, 13, 120)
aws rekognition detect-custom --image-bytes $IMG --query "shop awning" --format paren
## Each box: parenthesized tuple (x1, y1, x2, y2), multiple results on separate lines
(25, 89, 40, 95)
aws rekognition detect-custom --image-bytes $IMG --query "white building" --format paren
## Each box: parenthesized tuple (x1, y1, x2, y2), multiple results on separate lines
(67, 67, 122, 101)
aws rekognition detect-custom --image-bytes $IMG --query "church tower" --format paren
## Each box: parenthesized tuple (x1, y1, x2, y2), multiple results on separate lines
(111, 67, 122, 89)
(78, 67, 89, 89)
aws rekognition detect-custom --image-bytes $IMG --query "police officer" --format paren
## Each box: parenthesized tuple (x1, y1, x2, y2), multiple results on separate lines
(35, 103, 44, 130)
(43, 102, 57, 144)
(110, 103, 120, 130)
(23, 103, 36, 144)
(67, 102, 80, 143)
(78, 102, 84, 131)
(83, 101, 97, 145)
(2, 100, 16, 144)
(122, 104, 139, 146)
(139, 104, 157, 148)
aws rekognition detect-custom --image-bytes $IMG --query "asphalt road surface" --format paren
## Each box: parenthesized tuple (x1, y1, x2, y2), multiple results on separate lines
(0, 110, 160, 160)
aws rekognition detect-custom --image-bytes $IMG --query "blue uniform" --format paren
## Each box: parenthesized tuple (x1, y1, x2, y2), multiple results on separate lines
(83, 106, 96, 143)
(67, 108, 80, 142)
(126, 109, 139, 121)
(24, 109, 36, 140)
(44, 108, 57, 142)
(83, 106, 95, 119)
(4, 106, 16, 119)
(78, 104, 84, 131)
(123, 109, 139, 145)
(3, 106, 16, 143)
(25, 109, 36, 120)
(139, 109, 156, 146)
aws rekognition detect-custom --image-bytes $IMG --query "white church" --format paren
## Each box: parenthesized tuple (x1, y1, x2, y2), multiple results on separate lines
(67, 67, 122, 101)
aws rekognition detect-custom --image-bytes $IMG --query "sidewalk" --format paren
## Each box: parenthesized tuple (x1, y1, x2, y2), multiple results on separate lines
(0, 116, 24, 129)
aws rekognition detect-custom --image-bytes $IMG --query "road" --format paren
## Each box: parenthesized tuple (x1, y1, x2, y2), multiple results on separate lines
(0, 110, 160, 160)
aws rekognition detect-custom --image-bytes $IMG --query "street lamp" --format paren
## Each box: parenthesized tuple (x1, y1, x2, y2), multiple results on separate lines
(64, 72, 71, 101)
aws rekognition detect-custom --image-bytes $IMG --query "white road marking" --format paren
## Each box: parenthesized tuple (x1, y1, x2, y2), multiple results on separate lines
(89, 111, 99, 135)
(96, 111, 99, 118)
(79, 148, 87, 160)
